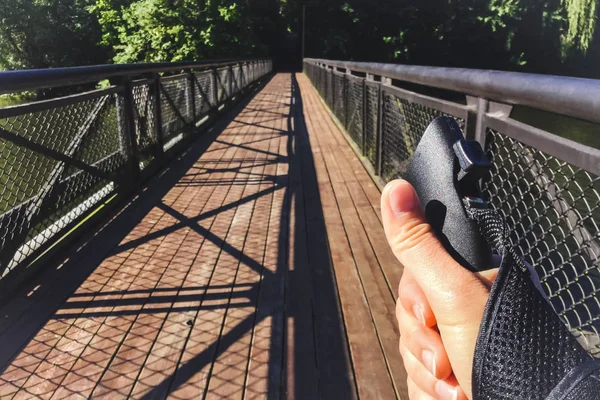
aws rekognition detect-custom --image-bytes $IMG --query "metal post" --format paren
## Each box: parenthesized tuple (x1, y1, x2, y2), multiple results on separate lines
(228, 65, 233, 100)
(240, 62, 246, 90)
(376, 77, 390, 176)
(475, 97, 489, 147)
(344, 71, 349, 129)
(121, 79, 140, 179)
(362, 74, 371, 157)
(187, 71, 196, 126)
(331, 67, 336, 110)
(212, 68, 219, 109)
(153, 75, 165, 157)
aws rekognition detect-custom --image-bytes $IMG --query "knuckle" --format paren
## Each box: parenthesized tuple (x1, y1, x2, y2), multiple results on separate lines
(389, 219, 436, 257)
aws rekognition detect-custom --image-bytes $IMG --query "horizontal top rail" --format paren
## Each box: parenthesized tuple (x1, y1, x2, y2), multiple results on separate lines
(305, 58, 600, 124)
(0, 58, 266, 95)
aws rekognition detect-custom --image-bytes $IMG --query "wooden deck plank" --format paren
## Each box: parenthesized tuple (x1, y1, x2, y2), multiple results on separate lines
(305, 85, 408, 397)
(242, 82, 298, 400)
(0, 73, 407, 400)
(298, 75, 398, 400)
(52, 144, 237, 398)
(86, 102, 261, 399)
(162, 87, 287, 399)
(314, 93, 403, 294)
(130, 89, 275, 399)
(203, 87, 284, 400)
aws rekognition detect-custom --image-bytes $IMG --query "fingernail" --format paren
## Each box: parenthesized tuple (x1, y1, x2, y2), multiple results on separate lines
(413, 304, 425, 325)
(421, 349, 436, 377)
(389, 181, 417, 215)
(435, 380, 458, 400)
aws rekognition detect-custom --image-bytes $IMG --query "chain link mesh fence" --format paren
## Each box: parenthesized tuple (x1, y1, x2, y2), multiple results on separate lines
(0, 92, 123, 277)
(0, 60, 272, 284)
(194, 71, 215, 116)
(333, 74, 346, 127)
(346, 78, 364, 151)
(132, 81, 158, 167)
(305, 60, 600, 356)
(161, 75, 192, 145)
(365, 85, 379, 166)
(382, 92, 465, 181)
(217, 67, 230, 102)
(482, 129, 600, 355)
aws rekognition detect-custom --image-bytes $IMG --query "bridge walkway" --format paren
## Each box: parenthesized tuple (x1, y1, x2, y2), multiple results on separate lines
(0, 73, 406, 399)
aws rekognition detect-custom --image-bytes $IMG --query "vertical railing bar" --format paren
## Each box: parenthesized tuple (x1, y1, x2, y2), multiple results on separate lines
(122, 79, 141, 180)
(153, 74, 165, 157)
(344, 69, 350, 129)
(187, 70, 196, 127)
(211, 67, 219, 111)
(228, 65, 233, 100)
(376, 78, 389, 176)
(475, 97, 489, 148)
(363, 73, 371, 157)
(331, 66, 335, 110)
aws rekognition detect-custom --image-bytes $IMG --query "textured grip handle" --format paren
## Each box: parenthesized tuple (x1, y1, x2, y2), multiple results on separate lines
(405, 116, 492, 271)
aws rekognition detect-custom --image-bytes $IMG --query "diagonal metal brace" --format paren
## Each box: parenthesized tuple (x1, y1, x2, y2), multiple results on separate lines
(160, 82, 193, 126)
(193, 74, 213, 108)
(0, 127, 111, 181)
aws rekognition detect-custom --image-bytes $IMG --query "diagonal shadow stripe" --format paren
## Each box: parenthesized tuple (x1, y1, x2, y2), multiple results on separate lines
(111, 185, 283, 256)
(57, 285, 257, 311)
(210, 139, 285, 159)
(53, 302, 256, 320)
(190, 159, 280, 175)
(155, 202, 270, 277)
(67, 283, 255, 298)
(230, 119, 288, 134)
(140, 303, 267, 399)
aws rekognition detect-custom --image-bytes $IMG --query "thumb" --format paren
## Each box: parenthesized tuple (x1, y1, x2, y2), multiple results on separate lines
(381, 179, 492, 395)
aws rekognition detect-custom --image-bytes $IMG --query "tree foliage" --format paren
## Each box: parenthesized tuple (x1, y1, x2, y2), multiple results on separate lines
(89, 0, 268, 64)
(0, 0, 107, 70)
(0, 0, 598, 79)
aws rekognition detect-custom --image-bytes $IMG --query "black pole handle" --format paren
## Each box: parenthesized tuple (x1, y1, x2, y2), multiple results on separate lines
(405, 116, 492, 272)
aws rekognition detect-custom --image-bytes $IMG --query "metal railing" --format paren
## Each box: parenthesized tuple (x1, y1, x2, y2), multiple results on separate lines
(0, 59, 272, 290)
(304, 58, 600, 356)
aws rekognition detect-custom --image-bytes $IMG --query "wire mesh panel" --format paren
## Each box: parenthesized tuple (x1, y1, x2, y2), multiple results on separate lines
(217, 67, 230, 102)
(160, 75, 191, 144)
(0, 91, 124, 276)
(346, 77, 364, 150)
(365, 85, 379, 165)
(333, 73, 346, 127)
(132, 81, 158, 168)
(482, 129, 600, 355)
(380, 90, 465, 181)
(325, 70, 334, 109)
(231, 65, 239, 93)
(193, 71, 214, 115)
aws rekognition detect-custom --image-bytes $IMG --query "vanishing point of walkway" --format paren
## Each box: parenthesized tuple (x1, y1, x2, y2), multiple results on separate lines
(0, 74, 407, 399)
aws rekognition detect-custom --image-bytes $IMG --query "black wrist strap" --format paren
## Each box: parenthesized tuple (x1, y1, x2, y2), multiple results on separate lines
(465, 203, 600, 400)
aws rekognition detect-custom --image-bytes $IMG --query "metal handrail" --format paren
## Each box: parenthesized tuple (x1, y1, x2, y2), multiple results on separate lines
(305, 58, 600, 125)
(0, 58, 257, 94)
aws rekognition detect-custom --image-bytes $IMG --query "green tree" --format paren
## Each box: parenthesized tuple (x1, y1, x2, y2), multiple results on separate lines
(0, 0, 107, 70)
(89, 0, 268, 64)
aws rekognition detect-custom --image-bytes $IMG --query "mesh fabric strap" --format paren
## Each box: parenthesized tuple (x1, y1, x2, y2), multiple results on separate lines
(465, 204, 600, 399)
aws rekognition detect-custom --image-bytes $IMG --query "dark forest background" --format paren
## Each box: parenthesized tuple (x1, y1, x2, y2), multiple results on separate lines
(0, 0, 599, 78)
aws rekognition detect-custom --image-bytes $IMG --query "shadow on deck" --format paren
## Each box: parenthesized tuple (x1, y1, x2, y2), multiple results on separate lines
(0, 74, 405, 399)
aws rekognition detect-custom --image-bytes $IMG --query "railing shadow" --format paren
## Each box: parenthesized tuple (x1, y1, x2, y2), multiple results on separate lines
(0, 73, 356, 399)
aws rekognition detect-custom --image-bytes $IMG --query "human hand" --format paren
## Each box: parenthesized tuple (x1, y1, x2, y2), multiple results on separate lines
(381, 179, 498, 399)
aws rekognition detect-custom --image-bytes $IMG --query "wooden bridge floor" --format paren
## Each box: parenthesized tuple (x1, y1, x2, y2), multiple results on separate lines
(0, 73, 407, 399)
